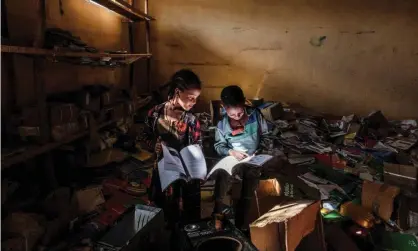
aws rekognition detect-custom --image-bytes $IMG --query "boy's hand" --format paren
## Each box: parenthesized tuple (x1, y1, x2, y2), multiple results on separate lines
(229, 150, 249, 160)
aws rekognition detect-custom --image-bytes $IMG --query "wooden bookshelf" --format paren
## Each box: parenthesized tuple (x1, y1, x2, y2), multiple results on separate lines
(1, 120, 117, 169)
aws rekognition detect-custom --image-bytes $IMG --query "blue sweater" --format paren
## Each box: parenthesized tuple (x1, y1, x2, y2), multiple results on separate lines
(214, 107, 269, 156)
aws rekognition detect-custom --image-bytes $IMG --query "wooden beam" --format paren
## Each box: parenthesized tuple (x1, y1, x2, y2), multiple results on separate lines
(144, 0, 151, 92)
(91, 0, 155, 21)
(1, 45, 152, 59)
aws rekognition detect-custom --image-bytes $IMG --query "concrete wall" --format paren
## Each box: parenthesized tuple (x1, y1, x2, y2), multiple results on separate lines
(148, 0, 418, 119)
(2, 0, 139, 112)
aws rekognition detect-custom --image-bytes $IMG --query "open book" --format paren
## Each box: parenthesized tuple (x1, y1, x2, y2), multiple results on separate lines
(158, 144, 207, 191)
(207, 154, 273, 178)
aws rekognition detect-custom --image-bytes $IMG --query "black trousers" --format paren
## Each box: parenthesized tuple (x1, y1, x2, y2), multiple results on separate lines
(149, 168, 201, 227)
(212, 163, 261, 230)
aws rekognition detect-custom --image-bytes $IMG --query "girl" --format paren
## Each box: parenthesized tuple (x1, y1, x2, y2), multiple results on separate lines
(145, 69, 203, 225)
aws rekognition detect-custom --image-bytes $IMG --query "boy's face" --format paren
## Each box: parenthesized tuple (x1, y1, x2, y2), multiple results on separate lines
(225, 105, 245, 121)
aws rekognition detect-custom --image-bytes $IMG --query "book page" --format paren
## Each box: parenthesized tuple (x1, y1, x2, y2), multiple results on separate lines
(161, 144, 184, 173)
(207, 156, 241, 178)
(158, 159, 186, 191)
(243, 154, 273, 166)
(207, 154, 273, 178)
(179, 144, 207, 180)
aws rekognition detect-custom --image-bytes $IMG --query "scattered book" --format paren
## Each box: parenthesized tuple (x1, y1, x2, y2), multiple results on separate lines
(384, 137, 417, 151)
(288, 155, 315, 165)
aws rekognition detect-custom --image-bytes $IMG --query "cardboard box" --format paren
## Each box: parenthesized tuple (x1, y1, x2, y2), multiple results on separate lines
(248, 179, 323, 251)
(249, 200, 322, 251)
(384, 163, 417, 192)
(261, 103, 284, 121)
(95, 205, 164, 251)
(361, 181, 400, 222)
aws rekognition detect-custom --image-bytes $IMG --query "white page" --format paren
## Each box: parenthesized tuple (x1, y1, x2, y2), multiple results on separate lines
(179, 144, 207, 180)
(161, 144, 184, 173)
(158, 159, 186, 191)
(207, 154, 273, 178)
(207, 156, 240, 178)
(243, 154, 273, 166)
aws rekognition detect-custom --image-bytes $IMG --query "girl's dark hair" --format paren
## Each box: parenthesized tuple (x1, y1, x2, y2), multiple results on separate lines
(221, 85, 245, 106)
(167, 69, 202, 99)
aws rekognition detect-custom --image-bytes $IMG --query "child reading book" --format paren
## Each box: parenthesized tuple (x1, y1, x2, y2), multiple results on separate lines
(144, 69, 204, 225)
(212, 85, 270, 231)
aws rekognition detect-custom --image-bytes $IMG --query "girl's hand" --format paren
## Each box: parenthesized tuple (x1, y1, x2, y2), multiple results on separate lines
(229, 150, 249, 160)
(155, 139, 165, 155)
(155, 142, 162, 154)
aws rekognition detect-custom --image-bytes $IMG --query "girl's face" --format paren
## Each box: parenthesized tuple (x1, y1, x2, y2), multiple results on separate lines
(225, 105, 245, 121)
(176, 88, 201, 111)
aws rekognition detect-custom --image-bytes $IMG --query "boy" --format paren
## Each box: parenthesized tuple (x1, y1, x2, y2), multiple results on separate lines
(212, 85, 269, 231)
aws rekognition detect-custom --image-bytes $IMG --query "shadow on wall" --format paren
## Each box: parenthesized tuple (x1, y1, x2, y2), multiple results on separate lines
(149, 29, 274, 112)
(148, 0, 418, 119)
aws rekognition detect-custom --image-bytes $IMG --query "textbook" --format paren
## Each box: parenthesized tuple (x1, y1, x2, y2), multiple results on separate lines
(158, 144, 207, 191)
(207, 154, 273, 178)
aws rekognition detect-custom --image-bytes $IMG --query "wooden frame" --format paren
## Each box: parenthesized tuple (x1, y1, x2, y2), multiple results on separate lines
(91, 0, 154, 21)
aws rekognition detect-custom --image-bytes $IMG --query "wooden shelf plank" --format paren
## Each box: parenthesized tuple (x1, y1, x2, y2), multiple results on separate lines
(1, 45, 151, 59)
(91, 0, 155, 21)
(1, 45, 152, 66)
(1, 120, 117, 169)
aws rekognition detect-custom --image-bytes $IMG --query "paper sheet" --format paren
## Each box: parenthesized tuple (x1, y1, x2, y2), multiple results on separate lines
(161, 145, 184, 172)
(298, 172, 347, 200)
(180, 144, 207, 179)
(158, 159, 186, 191)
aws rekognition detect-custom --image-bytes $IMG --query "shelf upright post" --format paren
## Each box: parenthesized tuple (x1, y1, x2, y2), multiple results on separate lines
(128, 0, 135, 94)
(36, 0, 58, 189)
(144, 0, 151, 92)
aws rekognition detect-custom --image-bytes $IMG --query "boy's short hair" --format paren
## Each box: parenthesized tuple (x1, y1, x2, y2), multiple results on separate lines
(220, 85, 245, 106)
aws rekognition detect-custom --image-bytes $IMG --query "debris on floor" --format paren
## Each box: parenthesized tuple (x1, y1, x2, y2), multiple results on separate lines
(2, 97, 418, 251)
